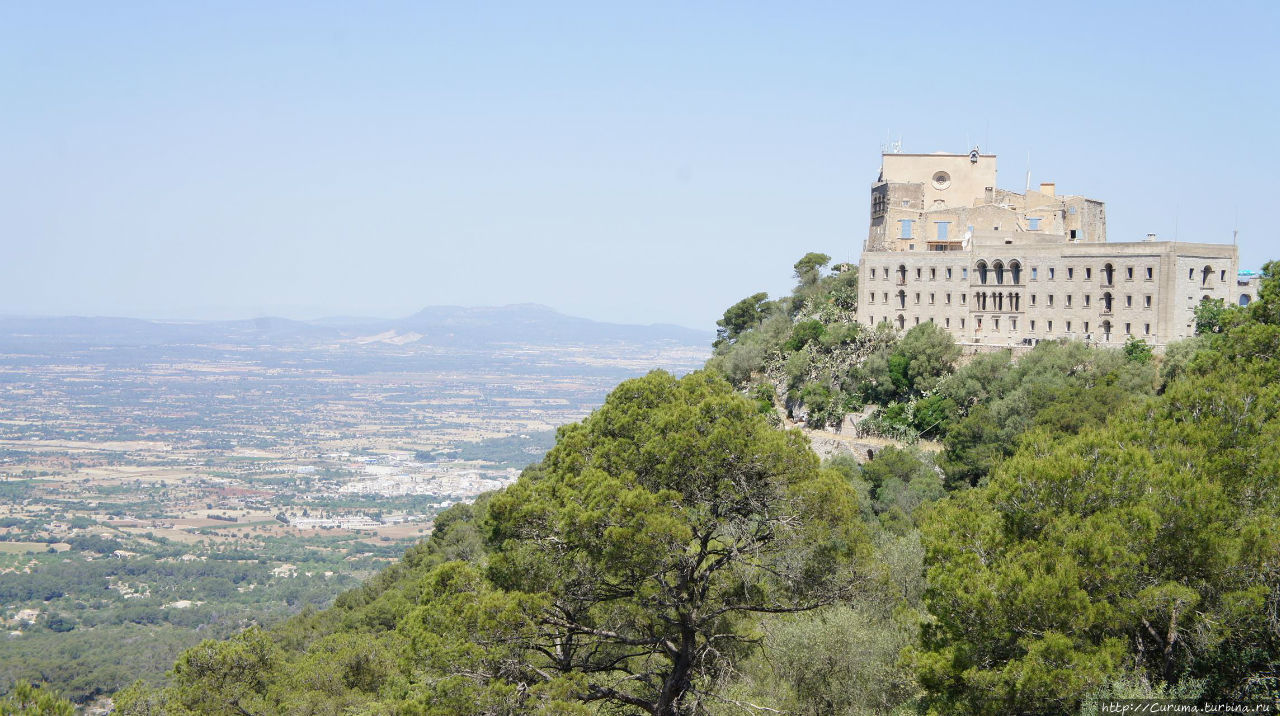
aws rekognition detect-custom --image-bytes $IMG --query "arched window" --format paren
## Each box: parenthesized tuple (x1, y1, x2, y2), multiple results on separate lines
(1102, 292, 1113, 312)
(1201, 265, 1213, 286)
(976, 260, 989, 285)
(1101, 320, 1112, 339)
(897, 290, 907, 309)
(897, 264, 907, 284)
(1240, 294, 1252, 306)
(1103, 263, 1115, 286)
(1009, 260, 1022, 285)
(896, 314, 906, 330)
(993, 260, 1006, 285)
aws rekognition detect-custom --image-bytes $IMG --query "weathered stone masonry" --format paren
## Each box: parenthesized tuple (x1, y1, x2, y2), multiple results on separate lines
(856, 150, 1259, 349)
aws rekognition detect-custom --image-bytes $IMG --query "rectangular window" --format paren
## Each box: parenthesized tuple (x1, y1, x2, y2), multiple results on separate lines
(946, 268, 953, 279)
(1066, 295, 1073, 307)
(1146, 267, 1154, 280)
(930, 268, 936, 280)
(962, 268, 969, 279)
(1144, 323, 1151, 335)
(882, 292, 888, 302)
(961, 318, 966, 329)
(1126, 267, 1134, 280)
(1049, 267, 1056, 280)
(945, 318, 951, 328)
(994, 317, 1000, 331)
(1086, 267, 1093, 280)
(1221, 269, 1226, 282)
(1068, 268, 1074, 279)
(1084, 321, 1090, 333)
(1048, 320, 1053, 332)
(1031, 294, 1037, 306)
(900, 219, 913, 238)
(914, 293, 920, 304)
(929, 293, 935, 305)
(1069, 229, 1078, 239)
(1125, 323, 1132, 334)
(1067, 321, 1072, 332)
(1028, 217, 1041, 230)
(909, 243, 915, 250)
(946, 293, 952, 305)
(870, 268, 876, 279)
(961, 294, 967, 305)
(935, 222, 950, 240)
(1031, 320, 1036, 331)
(1011, 317, 1017, 331)
(1126, 295, 1133, 307)
(916, 268, 922, 279)
(1048, 295, 1055, 306)
(915, 317, 920, 325)
(1084, 295, 1091, 307)
(1031, 267, 1038, 280)
(868, 293, 874, 303)
(1144, 295, 1152, 308)
(1189, 268, 1195, 279)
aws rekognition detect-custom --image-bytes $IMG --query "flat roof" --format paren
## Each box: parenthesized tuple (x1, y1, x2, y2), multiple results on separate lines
(882, 152, 997, 158)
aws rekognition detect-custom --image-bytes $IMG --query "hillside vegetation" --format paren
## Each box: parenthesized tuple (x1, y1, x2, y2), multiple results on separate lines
(93, 258, 1280, 714)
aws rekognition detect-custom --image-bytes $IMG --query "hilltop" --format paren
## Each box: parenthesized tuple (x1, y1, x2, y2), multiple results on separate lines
(103, 256, 1280, 715)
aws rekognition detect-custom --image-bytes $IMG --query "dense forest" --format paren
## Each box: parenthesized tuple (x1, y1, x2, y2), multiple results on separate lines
(15, 256, 1280, 714)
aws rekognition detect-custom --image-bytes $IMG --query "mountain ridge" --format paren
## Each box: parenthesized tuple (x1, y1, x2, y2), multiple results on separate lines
(0, 304, 711, 349)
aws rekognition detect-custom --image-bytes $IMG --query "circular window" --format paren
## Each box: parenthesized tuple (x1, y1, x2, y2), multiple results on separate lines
(932, 171, 951, 190)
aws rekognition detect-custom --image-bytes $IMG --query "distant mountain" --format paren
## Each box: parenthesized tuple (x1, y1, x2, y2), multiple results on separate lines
(0, 305, 711, 350)
(378, 304, 708, 346)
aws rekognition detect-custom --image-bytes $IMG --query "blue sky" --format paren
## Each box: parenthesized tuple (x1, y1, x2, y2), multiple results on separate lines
(3, 1, 1276, 329)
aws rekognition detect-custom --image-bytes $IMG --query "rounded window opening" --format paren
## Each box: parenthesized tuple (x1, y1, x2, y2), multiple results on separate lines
(932, 171, 951, 190)
(1240, 294, 1252, 307)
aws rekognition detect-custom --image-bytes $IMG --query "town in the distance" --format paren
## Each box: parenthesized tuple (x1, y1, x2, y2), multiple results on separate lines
(0, 149, 1266, 712)
(0, 305, 708, 707)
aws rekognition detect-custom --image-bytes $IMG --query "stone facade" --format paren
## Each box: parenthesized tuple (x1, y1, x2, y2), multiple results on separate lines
(857, 151, 1245, 349)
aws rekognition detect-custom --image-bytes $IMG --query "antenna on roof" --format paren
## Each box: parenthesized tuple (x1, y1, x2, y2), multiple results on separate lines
(1025, 152, 1031, 193)
(880, 132, 903, 154)
(1234, 206, 1239, 246)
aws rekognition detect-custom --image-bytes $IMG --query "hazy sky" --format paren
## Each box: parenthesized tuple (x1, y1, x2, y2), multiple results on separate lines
(3, 2, 1276, 329)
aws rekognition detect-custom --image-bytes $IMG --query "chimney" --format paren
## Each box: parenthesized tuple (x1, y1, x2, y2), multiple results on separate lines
(1039, 182, 1056, 197)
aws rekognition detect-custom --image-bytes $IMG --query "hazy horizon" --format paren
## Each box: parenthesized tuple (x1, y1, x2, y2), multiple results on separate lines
(4, 2, 1276, 329)
(0, 301, 715, 331)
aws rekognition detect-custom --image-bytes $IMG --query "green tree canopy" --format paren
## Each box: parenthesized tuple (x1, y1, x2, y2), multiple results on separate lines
(913, 296, 1280, 713)
(482, 370, 869, 714)
(793, 252, 831, 289)
(714, 291, 772, 347)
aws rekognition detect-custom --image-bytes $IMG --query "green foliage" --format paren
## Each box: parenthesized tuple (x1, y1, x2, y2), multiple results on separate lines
(123, 371, 869, 715)
(715, 291, 773, 347)
(1122, 335, 1153, 363)
(935, 340, 1157, 487)
(708, 253, 866, 429)
(125, 255, 1280, 715)
(483, 370, 868, 713)
(793, 252, 832, 288)
(785, 319, 826, 352)
(1194, 296, 1234, 335)
(0, 682, 75, 716)
(913, 303, 1280, 713)
(856, 322, 960, 405)
(860, 446, 944, 532)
